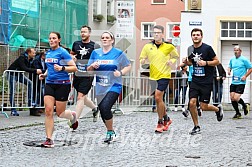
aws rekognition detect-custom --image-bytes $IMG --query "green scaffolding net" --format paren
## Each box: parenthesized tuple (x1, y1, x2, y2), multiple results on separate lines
(9, 0, 88, 50)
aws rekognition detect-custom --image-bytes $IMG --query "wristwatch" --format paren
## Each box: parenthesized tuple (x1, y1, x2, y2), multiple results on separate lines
(61, 66, 65, 71)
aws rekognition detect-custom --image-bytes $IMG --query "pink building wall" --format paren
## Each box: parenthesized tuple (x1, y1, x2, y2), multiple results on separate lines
(135, 0, 185, 74)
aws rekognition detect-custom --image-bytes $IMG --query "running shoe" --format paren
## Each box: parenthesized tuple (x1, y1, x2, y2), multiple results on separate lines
(216, 105, 223, 122)
(189, 126, 200, 135)
(232, 113, 242, 119)
(41, 138, 54, 148)
(155, 123, 164, 133)
(163, 119, 172, 131)
(243, 104, 250, 116)
(104, 131, 117, 143)
(92, 107, 99, 122)
(182, 109, 190, 117)
(68, 111, 79, 130)
(197, 107, 202, 117)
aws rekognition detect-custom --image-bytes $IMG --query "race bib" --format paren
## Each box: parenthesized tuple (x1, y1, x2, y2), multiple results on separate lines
(232, 76, 241, 81)
(193, 67, 205, 76)
(76, 64, 87, 72)
(97, 75, 110, 86)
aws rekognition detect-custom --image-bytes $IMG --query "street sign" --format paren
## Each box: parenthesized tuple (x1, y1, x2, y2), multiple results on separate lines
(172, 37, 180, 46)
(172, 25, 180, 37)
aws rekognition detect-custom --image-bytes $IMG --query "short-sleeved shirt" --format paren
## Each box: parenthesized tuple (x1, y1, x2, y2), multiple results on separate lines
(45, 47, 72, 84)
(88, 48, 130, 95)
(139, 41, 179, 80)
(72, 40, 99, 77)
(228, 55, 252, 85)
(188, 43, 216, 84)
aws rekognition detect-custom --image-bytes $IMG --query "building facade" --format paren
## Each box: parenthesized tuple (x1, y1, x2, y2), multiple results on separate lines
(180, 0, 252, 104)
(135, 0, 185, 76)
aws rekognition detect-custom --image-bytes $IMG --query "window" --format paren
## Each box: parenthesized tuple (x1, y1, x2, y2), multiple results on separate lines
(166, 22, 180, 40)
(152, 0, 166, 5)
(93, 0, 101, 15)
(107, 0, 114, 16)
(221, 21, 252, 38)
(141, 23, 155, 39)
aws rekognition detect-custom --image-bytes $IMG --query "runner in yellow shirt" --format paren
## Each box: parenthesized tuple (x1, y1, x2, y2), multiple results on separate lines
(140, 25, 179, 133)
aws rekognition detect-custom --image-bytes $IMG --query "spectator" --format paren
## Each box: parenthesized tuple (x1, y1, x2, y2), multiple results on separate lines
(212, 63, 226, 106)
(173, 64, 189, 112)
(7, 48, 42, 116)
(30, 51, 47, 116)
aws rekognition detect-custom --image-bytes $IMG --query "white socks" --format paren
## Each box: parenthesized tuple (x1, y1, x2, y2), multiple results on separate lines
(59, 110, 73, 120)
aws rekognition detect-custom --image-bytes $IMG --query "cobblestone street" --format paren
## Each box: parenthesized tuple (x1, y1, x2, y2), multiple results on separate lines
(0, 109, 252, 167)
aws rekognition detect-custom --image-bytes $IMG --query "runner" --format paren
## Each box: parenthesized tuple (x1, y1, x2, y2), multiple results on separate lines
(139, 25, 179, 133)
(72, 25, 100, 123)
(40, 32, 78, 147)
(87, 31, 131, 143)
(183, 28, 223, 135)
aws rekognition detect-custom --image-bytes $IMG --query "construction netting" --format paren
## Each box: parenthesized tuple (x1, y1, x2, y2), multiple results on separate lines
(0, 0, 88, 73)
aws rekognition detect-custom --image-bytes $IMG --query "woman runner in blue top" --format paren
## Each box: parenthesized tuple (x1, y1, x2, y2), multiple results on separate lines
(87, 31, 131, 143)
(39, 32, 77, 148)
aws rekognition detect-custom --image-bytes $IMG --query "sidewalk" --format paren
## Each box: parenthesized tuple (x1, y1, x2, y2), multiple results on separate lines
(0, 110, 46, 130)
(0, 105, 133, 130)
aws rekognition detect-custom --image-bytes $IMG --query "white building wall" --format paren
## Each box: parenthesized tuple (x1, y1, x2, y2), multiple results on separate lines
(180, 0, 252, 105)
(180, 0, 252, 58)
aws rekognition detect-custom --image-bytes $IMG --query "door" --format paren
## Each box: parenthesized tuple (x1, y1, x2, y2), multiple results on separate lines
(221, 41, 251, 104)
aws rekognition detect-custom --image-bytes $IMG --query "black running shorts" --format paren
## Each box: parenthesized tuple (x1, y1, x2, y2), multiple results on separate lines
(189, 82, 212, 104)
(230, 84, 245, 94)
(45, 84, 71, 101)
(156, 78, 169, 92)
(73, 76, 94, 95)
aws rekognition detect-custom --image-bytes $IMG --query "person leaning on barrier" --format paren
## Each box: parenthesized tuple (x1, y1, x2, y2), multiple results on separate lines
(227, 45, 252, 119)
(7, 48, 42, 116)
(30, 51, 47, 116)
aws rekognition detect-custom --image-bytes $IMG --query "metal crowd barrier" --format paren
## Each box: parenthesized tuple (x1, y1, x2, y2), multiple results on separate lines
(2, 69, 251, 118)
(1, 70, 46, 118)
(118, 75, 251, 112)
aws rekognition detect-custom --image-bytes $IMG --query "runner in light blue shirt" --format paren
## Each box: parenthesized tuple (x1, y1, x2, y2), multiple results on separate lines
(227, 45, 252, 119)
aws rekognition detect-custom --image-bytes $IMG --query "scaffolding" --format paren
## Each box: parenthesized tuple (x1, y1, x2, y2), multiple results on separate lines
(0, 0, 88, 73)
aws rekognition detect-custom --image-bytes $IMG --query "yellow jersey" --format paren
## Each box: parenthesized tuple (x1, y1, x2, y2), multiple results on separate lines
(140, 41, 179, 80)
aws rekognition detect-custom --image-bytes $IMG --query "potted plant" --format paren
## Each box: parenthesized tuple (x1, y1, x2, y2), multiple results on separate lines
(107, 15, 116, 24)
(93, 14, 104, 22)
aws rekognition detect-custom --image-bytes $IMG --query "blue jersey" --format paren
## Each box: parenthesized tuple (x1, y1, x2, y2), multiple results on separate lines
(229, 55, 252, 85)
(88, 48, 130, 95)
(45, 47, 72, 84)
(188, 65, 193, 82)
